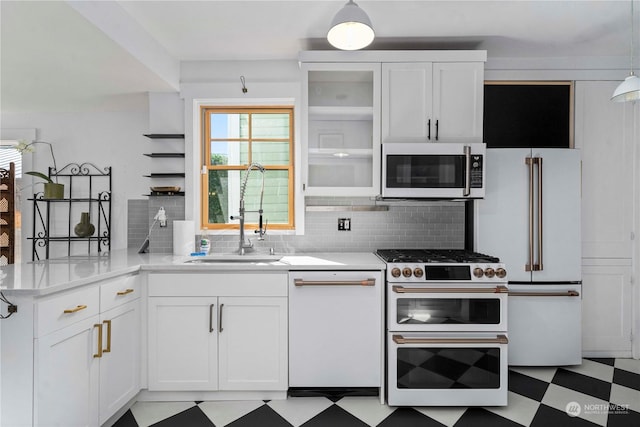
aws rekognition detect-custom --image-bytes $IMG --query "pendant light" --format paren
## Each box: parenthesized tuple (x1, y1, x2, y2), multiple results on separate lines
(612, 0, 640, 102)
(327, 0, 375, 51)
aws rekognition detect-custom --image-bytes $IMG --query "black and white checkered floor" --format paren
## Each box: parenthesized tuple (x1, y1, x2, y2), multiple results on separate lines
(113, 358, 639, 427)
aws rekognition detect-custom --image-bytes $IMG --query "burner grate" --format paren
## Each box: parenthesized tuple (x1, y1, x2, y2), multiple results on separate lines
(375, 249, 500, 264)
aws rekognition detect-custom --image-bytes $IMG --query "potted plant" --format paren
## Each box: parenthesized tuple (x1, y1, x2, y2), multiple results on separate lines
(16, 140, 64, 199)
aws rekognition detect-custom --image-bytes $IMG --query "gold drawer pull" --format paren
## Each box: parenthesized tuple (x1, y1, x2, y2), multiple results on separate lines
(93, 323, 103, 358)
(116, 289, 134, 296)
(103, 319, 112, 353)
(63, 304, 87, 314)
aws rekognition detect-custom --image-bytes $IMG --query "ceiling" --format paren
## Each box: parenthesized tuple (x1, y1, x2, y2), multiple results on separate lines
(1, 0, 638, 112)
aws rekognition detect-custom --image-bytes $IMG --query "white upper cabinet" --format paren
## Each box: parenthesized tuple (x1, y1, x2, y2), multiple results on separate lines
(301, 62, 381, 197)
(382, 61, 484, 143)
(575, 81, 635, 259)
(299, 51, 486, 197)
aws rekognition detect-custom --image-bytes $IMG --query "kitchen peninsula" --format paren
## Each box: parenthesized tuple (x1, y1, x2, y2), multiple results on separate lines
(0, 249, 385, 427)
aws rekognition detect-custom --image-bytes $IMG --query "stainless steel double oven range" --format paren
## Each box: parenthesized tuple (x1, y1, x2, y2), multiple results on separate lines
(376, 249, 508, 407)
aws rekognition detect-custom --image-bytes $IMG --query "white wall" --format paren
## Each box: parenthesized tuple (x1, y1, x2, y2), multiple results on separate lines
(1, 110, 149, 260)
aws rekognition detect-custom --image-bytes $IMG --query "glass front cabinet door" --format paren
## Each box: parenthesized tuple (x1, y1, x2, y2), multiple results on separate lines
(301, 62, 381, 197)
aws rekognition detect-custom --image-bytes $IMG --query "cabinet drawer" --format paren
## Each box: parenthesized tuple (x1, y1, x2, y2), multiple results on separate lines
(148, 272, 287, 296)
(36, 286, 100, 337)
(100, 274, 140, 312)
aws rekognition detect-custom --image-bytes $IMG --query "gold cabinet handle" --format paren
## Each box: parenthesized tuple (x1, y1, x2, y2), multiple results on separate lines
(116, 289, 134, 296)
(63, 304, 87, 314)
(93, 323, 103, 358)
(102, 319, 112, 353)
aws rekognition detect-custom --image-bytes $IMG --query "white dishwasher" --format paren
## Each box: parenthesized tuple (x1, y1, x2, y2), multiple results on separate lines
(288, 270, 383, 389)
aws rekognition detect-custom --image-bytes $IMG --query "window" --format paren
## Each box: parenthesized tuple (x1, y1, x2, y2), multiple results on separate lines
(201, 106, 294, 230)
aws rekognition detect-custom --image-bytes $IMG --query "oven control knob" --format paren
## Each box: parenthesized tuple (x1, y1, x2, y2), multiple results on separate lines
(484, 267, 496, 278)
(413, 267, 424, 278)
(495, 268, 507, 279)
(473, 267, 484, 278)
(391, 267, 402, 278)
(402, 267, 413, 278)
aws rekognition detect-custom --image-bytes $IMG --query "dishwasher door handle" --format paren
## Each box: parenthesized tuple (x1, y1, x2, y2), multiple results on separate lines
(294, 278, 376, 287)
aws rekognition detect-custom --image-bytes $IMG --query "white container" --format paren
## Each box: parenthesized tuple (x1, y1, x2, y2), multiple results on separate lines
(173, 220, 194, 256)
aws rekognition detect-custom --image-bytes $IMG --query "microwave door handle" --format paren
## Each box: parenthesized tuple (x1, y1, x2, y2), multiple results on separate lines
(463, 145, 471, 196)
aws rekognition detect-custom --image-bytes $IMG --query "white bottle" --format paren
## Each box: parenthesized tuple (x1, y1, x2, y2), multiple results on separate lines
(200, 238, 211, 254)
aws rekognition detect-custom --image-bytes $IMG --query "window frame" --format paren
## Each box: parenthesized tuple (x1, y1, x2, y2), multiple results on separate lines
(200, 105, 295, 231)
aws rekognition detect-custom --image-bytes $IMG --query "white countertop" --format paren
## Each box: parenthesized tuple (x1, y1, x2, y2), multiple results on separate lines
(0, 249, 385, 296)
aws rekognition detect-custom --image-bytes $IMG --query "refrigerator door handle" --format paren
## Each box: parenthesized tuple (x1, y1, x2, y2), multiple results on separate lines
(536, 157, 543, 271)
(525, 157, 535, 272)
(525, 156, 543, 272)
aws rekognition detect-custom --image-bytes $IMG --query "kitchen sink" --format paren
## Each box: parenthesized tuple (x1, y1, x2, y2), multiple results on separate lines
(184, 254, 282, 264)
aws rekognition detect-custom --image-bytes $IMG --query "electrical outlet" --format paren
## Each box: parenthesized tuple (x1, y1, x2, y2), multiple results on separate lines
(338, 218, 351, 231)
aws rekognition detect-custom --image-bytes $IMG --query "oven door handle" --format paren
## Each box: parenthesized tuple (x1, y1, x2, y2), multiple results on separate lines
(392, 334, 509, 345)
(294, 278, 376, 287)
(392, 285, 508, 294)
(508, 290, 580, 297)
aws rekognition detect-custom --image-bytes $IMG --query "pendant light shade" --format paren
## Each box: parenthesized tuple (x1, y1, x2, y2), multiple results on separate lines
(611, 73, 640, 102)
(327, 0, 375, 51)
(612, 0, 640, 102)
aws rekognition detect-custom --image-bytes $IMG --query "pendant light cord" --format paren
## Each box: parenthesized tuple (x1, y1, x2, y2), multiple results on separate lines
(630, 0, 636, 74)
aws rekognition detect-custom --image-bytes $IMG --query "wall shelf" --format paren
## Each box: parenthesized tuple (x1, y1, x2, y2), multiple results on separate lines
(144, 173, 185, 178)
(143, 134, 185, 139)
(143, 153, 185, 158)
(143, 133, 185, 197)
(28, 162, 111, 261)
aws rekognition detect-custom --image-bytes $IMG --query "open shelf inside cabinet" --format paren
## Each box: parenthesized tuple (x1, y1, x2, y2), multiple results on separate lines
(27, 162, 111, 261)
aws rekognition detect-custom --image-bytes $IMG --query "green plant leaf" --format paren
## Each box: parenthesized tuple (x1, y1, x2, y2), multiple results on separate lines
(25, 171, 54, 184)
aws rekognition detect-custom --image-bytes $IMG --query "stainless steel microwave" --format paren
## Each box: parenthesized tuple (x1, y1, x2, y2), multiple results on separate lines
(381, 142, 486, 199)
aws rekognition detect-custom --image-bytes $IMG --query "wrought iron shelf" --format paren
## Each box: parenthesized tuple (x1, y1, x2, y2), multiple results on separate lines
(29, 236, 110, 242)
(28, 197, 110, 203)
(30, 162, 111, 261)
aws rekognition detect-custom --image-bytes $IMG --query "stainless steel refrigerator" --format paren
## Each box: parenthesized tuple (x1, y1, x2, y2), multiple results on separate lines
(475, 148, 582, 366)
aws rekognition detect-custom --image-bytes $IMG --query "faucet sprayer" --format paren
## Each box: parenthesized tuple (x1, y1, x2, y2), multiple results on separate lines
(230, 162, 267, 255)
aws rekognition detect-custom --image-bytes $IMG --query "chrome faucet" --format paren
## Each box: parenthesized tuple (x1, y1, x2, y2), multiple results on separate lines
(230, 162, 267, 255)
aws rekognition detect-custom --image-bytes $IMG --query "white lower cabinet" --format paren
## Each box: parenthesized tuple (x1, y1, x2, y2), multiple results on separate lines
(99, 299, 141, 424)
(582, 261, 633, 357)
(218, 297, 288, 390)
(33, 274, 141, 427)
(147, 272, 288, 392)
(148, 297, 219, 390)
(35, 315, 100, 427)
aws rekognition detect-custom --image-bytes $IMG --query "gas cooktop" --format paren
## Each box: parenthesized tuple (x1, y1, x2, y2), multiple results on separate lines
(375, 249, 500, 264)
(376, 249, 506, 282)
